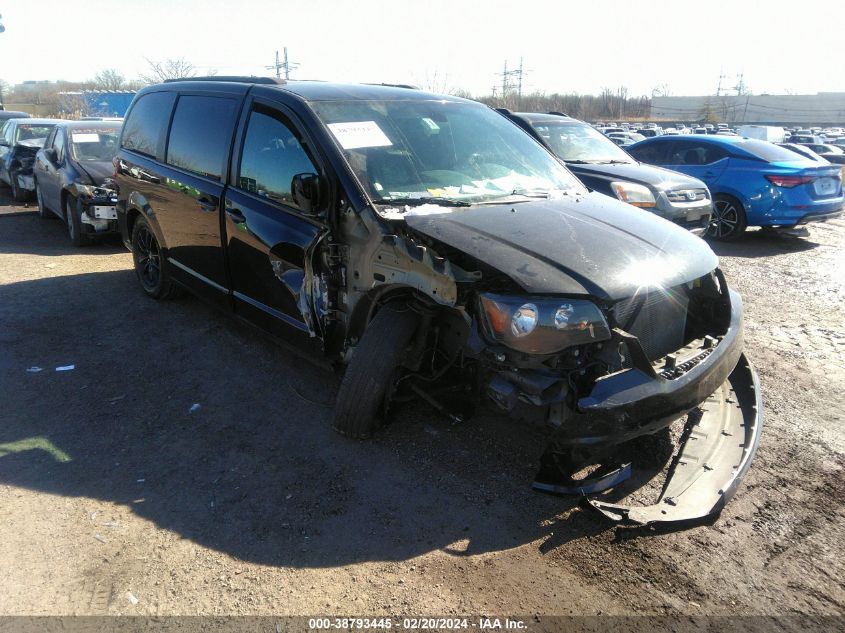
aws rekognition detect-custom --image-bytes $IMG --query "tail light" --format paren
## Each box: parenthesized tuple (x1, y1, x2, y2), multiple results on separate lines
(766, 174, 816, 188)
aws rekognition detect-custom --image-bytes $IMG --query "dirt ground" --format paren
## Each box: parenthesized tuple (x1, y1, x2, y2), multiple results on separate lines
(0, 189, 843, 622)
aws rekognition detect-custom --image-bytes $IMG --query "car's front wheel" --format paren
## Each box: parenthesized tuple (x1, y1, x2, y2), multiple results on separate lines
(333, 303, 419, 439)
(131, 215, 180, 299)
(35, 182, 51, 219)
(707, 195, 747, 241)
(65, 195, 90, 247)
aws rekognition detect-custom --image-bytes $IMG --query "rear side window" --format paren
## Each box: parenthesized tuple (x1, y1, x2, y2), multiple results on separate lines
(166, 95, 239, 180)
(121, 91, 176, 158)
(740, 139, 813, 162)
(237, 108, 318, 208)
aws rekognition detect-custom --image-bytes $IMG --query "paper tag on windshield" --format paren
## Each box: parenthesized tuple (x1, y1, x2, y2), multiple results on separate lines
(327, 121, 392, 150)
(72, 133, 100, 143)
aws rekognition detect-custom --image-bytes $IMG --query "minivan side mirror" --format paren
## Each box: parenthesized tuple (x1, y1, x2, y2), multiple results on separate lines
(0, 139, 8, 147)
(291, 173, 322, 215)
(44, 148, 58, 163)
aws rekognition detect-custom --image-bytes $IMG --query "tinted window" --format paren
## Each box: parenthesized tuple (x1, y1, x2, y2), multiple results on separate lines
(739, 139, 815, 162)
(121, 91, 175, 158)
(628, 141, 666, 164)
(237, 108, 318, 208)
(166, 95, 238, 180)
(53, 129, 66, 162)
(666, 141, 728, 165)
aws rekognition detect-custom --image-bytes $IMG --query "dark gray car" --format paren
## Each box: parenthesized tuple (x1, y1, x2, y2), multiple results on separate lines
(502, 111, 713, 235)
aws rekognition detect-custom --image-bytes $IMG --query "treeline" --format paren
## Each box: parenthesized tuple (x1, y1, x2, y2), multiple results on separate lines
(475, 87, 651, 121)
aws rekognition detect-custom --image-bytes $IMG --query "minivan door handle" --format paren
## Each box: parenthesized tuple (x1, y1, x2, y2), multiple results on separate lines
(197, 196, 219, 212)
(225, 207, 246, 224)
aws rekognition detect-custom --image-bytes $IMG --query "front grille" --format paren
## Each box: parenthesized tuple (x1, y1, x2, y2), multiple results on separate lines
(666, 188, 708, 202)
(612, 287, 689, 361)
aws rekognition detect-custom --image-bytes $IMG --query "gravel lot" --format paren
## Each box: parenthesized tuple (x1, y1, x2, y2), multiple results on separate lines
(0, 189, 843, 621)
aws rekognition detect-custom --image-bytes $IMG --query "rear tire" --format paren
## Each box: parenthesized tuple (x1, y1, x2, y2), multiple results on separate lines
(333, 303, 419, 439)
(131, 215, 180, 299)
(707, 195, 747, 241)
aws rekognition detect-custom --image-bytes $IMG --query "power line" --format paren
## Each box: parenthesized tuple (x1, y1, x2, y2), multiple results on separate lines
(266, 48, 299, 80)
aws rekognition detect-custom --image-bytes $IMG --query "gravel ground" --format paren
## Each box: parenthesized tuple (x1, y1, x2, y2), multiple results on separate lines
(0, 190, 843, 621)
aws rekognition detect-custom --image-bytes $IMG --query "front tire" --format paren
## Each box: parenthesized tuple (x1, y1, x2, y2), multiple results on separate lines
(35, 183, 51, 218)
(707, 195, 747, 241)
(65, 195, 90, 247)
(333, 303, 419, 439)
(131, 215, 180, 299)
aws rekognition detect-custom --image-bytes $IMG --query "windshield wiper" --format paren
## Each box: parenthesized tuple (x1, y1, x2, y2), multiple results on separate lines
(371, 197, 471, 207)
(566, 159, 630, 165)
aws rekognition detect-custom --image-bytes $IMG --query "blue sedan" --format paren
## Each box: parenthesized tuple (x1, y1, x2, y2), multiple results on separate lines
(627, 135, 844, 240)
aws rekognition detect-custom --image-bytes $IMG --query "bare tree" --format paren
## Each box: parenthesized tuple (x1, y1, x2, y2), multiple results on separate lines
(93, 68, 125, 91)
(651, 83, 671, 98)
(413, 69, 466, 96)
(140, 58, 202, 84)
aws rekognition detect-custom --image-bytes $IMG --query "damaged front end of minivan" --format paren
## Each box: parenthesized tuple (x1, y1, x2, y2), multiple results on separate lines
(297, 90, 762, 526)
(326, 194, 762, 527)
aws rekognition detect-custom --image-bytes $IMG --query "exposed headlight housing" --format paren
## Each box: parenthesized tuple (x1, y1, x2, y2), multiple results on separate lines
(74, 183, 117, 201)
(511, 303, 538, 337)
(478, 293, 611, 354)
(611, 181, 656, 208)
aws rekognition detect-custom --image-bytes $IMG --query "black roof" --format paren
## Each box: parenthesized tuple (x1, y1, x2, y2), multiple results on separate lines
(510, 112, 578, 124)
(148, 78, 470, 103)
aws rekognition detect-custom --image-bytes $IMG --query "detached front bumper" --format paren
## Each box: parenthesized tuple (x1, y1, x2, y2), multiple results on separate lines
(589, 354, 762, 525)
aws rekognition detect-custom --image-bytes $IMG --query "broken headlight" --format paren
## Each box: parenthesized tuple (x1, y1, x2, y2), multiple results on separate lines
(478, 293, 611, 354)
(74, 183, 117, 202)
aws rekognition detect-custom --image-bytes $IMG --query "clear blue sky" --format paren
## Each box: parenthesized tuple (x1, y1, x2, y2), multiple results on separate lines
(2, 0, 843, 96)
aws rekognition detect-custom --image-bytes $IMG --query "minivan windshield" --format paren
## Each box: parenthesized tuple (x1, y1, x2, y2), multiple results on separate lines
(531, 121, 634, 164)
(310, 99, 585, 204)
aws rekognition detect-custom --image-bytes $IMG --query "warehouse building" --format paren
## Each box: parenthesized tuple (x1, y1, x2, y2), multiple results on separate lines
(651, 93, 845, 125)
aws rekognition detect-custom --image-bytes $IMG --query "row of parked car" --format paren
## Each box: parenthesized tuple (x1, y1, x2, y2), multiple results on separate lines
(0, 77, 769, 525)
(4, 100, 842, 247)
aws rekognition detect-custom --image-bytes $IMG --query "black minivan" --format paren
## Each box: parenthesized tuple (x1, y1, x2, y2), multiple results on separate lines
(113, 78, 761, 525)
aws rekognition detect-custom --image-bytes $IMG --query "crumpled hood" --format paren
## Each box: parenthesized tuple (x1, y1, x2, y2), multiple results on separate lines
(568, 161, 706, 191)
(71, 160, 114, 186)
(403, 192, 718, 301)
(18, 138, 47, 149)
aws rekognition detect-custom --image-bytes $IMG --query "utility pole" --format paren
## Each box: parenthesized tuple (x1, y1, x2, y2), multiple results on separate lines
(495, 58, 525, 106)
(266, 47, 299, 80)
(716, 68, 725, 96)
